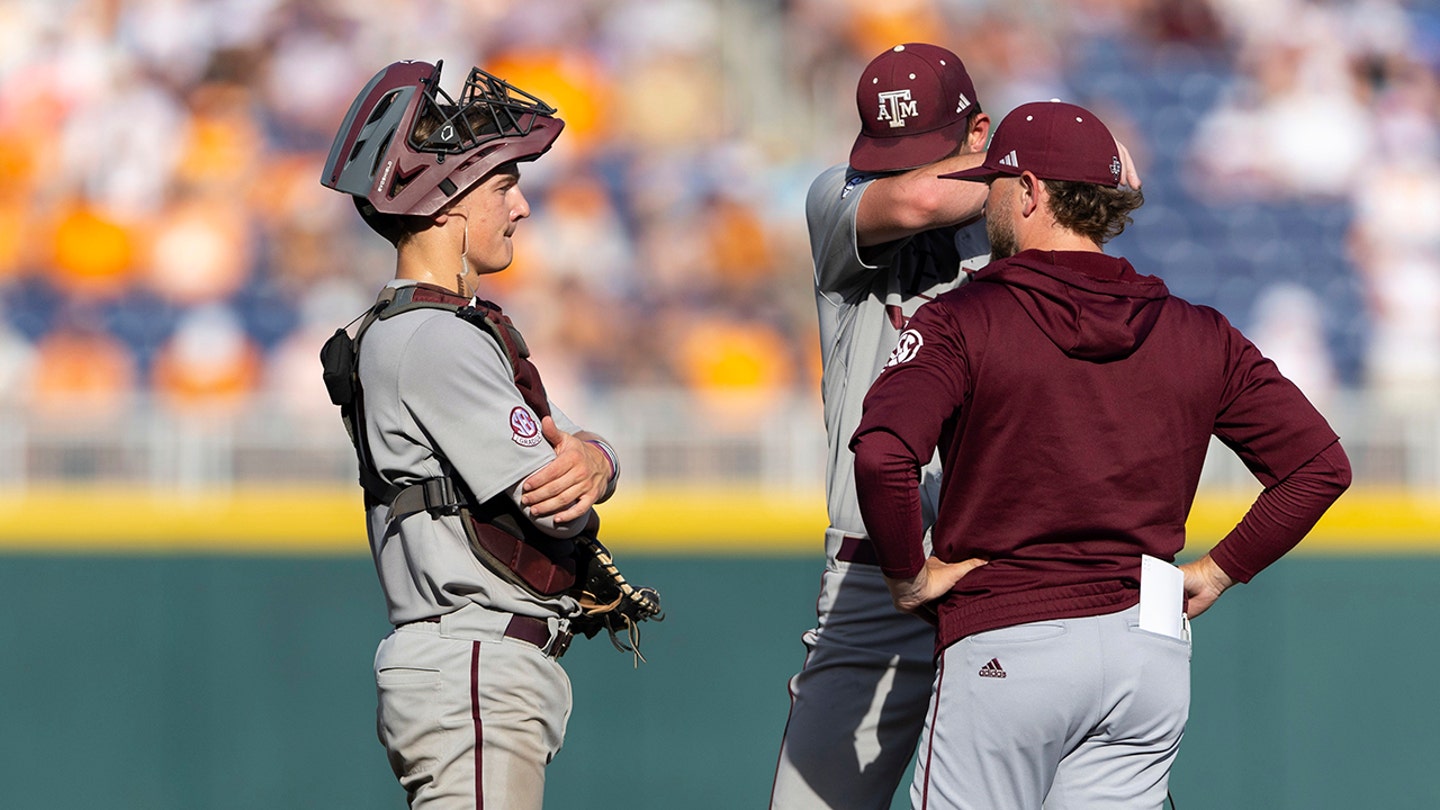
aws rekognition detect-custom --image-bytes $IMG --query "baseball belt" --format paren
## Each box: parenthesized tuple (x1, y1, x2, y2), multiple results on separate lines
(401, 613, 573, 659)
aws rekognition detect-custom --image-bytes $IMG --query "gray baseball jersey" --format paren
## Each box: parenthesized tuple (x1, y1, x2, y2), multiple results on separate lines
(770, 165, 990, 810)
(810, 164, 990, 553)
(358, 281, 587, 626)
(354, 281, 591, 810)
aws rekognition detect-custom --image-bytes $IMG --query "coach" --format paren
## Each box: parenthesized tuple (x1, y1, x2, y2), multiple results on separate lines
(850, 100, 1350, 809)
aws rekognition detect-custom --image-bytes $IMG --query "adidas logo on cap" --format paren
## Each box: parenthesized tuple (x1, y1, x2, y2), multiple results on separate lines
(998, 150, 1019, 169)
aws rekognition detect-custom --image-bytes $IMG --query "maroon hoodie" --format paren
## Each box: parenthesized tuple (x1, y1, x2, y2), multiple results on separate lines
(851, 250, 1349, 651)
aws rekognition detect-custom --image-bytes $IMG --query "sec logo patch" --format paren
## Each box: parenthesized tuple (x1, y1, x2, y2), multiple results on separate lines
(885, 329, 923, 367)
(510, 407, 542, 447)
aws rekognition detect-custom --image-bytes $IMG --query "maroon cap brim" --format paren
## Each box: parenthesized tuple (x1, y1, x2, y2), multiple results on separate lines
(938, 162, 1018, 182)
(850, 117, 970, 174)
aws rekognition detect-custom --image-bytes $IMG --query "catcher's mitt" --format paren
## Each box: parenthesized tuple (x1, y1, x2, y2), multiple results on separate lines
(570, 533, 663, 666)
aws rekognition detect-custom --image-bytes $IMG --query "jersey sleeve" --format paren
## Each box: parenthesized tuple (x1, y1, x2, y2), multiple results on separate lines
(398, 315, 558, 503)
(808, 164, 907, 302)
(1209, 440, 1350, 582)
(1211, 313, 1340, 486)
(545, 401, 581, 435)
(1206, 311, 1349, 580)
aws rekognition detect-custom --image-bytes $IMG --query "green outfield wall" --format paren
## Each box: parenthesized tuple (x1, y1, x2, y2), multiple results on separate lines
(1, 548, 1437, 810)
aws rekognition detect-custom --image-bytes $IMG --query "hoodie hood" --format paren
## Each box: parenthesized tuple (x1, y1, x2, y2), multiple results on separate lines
(974, 250, 1169, 362)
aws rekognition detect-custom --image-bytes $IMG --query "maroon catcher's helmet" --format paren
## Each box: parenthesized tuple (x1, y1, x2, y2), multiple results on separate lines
(321, 60, 564, 227)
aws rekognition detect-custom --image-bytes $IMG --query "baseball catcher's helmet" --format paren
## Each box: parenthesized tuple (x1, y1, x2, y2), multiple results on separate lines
(321, 60, 564, 224)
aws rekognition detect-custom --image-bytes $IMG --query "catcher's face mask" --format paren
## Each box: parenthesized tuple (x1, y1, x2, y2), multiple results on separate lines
(320, 59, 564, 222)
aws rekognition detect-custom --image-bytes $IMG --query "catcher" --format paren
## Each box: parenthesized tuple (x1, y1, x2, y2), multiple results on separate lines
(318, 59, 660, 810)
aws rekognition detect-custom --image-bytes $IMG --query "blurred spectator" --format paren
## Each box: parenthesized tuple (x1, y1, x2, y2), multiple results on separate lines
(150, 303, 261, 418)
(44, 199, 141, 300)
(1346, 33, 1440, 414)
(1248, 282, 1339, 411)
(27, 312, 136, 422)
(1187, 3, 1376, 199)
(514, 169, 635, 293)
(263, 279, 369, 426)
(143, 187, 254, 305)
(0, 109, 44, 283)
(0, 0, 1433, 454)
(1350, 156, 1440, 413)
(249, 154, 357, 294)
(702, 192, 777, 296)
(0, 315, 36, 409)
(58, 64, 189, 217)
(841, 0, 949, 60)
(671, 312, 798, 428)
(173, 81, 265, 191)
(486, 49, 612, 155)
(257, 4, 365, 152)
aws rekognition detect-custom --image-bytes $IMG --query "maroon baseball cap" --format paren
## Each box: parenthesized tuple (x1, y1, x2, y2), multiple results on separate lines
(941, 100, 1122, 187)
(849, 43, 980, 173)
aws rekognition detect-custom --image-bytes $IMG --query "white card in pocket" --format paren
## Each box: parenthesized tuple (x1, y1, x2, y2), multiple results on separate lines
(1139, 554, 1186, 640)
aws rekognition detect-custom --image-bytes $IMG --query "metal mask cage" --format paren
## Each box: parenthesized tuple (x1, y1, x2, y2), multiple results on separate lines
(409, 62, 558, 155)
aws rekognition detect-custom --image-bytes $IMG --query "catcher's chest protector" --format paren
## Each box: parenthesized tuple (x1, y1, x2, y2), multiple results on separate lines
(321, 283, 579, 597)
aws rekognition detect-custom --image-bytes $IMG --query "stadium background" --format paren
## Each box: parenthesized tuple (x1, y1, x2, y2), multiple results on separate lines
(1, 0, 1438, 807)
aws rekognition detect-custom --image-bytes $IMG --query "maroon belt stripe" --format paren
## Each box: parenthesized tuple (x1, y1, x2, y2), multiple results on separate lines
(836, 534, 880, 565)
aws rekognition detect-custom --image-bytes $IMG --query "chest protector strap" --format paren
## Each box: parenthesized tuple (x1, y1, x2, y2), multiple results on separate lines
(320, 283, 583, 597)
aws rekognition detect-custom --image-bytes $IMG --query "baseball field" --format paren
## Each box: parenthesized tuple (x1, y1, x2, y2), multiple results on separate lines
(0, 485, 1433, 809)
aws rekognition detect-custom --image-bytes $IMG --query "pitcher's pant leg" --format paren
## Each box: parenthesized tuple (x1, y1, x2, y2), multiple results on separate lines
(772, 561, 936, 809)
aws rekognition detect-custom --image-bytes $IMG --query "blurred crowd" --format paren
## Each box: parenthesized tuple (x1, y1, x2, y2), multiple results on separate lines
(0, 0, 1435, 438)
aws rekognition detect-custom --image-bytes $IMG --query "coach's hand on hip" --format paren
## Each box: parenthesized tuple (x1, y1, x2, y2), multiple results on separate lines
(885, 556, 988, 616)
(1179, 554, 1236, 619)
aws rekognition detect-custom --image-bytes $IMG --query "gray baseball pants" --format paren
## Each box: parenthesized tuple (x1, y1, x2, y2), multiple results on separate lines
(911, 605, 1190, 810)
(772, 555, 937, 809)
(374, 604, 572, 810)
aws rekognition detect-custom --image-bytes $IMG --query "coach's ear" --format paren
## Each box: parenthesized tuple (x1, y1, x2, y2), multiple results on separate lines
(1018, 170, 1043, 218)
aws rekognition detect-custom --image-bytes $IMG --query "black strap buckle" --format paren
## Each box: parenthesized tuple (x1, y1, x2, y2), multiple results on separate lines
(421, 477, 461, 516)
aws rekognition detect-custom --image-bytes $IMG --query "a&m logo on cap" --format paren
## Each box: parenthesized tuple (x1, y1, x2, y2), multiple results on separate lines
(877, 89, 918, 128)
